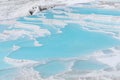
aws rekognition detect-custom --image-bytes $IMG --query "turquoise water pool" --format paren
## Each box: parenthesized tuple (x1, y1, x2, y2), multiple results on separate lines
(8, 25, 120, 60)
(0, 4, 120, 80)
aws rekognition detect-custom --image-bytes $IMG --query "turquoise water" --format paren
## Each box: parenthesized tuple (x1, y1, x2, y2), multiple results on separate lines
(8, 7, 120, 61)
(69, 7, 120, 16)
(8, 25, 120, 60)
(72, 59, 108, 71)
(0, 4, 120, 80)
(35, 60, 68, 78)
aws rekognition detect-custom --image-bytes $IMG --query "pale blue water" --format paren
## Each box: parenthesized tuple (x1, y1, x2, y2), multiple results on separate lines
(35, 60, 68, 78)
(0, 4, 120, 79)
(72, 59, 108, 71)
(8, 26, 120, 60)
(69, 7, 120, 16)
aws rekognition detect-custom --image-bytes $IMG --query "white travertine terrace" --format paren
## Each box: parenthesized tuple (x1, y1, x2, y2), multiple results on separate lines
(0, 0, 94, 20)
(0, 0, 120, 80)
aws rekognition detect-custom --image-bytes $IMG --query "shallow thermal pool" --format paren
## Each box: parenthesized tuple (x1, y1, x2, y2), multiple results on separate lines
(0, 3, 120, 80)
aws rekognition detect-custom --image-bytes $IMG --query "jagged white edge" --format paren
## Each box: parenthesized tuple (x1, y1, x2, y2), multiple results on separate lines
(0, 0, 95, 20)
(0, 20, 51, 47)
